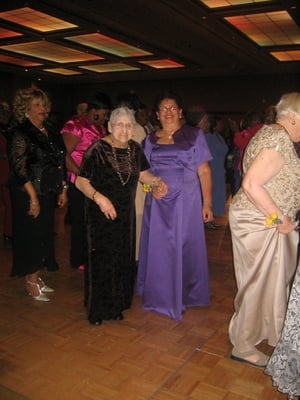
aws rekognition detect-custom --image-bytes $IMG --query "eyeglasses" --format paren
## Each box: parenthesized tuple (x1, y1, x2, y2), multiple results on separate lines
(159, 105, 178, 112)
(112, 122, 134, 130)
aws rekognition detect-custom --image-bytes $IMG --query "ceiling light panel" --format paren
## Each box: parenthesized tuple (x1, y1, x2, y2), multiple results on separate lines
(43, 68, 83, 75)
(199, 0, 273, 8)
(225, 11, 300, 46)
(0, 7, 77, 32)
(65, 33, 152, 57)
(0, 41, 103, 63)
(0, 28, 23, 39)
(270, 50, 300, 61)
(139, 59, 184, 69)
(0, 54, 42, 67)
(79, 63, 140, 73)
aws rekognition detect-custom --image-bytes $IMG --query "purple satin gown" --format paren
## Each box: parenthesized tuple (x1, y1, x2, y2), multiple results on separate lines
(137, 125, 212, 321)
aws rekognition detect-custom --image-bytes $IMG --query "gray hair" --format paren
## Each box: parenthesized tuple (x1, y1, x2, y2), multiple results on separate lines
(276, 92, 300, 118)
(109, 106, 136, 125)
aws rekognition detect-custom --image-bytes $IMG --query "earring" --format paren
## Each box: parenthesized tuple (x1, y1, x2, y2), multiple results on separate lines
(25, 112, 29, 118)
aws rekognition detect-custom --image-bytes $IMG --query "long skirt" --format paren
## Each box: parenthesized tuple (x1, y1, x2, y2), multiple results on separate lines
(228, 205, 298, 351)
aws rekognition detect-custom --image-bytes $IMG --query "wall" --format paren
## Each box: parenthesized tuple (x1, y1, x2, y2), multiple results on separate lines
(1, 72, 299, 124)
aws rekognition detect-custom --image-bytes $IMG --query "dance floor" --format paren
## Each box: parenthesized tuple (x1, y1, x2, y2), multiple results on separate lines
(0, 202, 287, 400)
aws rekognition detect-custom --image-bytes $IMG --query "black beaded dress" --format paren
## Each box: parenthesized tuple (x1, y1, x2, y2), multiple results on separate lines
(7, 119, 67, 276)
(78, 139, 149, 321)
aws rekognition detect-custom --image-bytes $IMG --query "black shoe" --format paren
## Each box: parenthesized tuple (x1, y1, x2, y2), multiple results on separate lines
(112, 313, 124, 321)
(88, 318, 102, 326)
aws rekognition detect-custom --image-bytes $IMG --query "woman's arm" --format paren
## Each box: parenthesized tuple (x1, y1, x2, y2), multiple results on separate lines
(139, 170, 168, 199)
(24, 181, 40, 219)
(197, 162, 213, 223)
(62, 134, 81, 175)
(75, 176, 116, 220)
(242, 148, 295, 234)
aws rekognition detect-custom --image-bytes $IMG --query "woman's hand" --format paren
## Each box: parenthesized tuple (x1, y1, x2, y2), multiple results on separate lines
(94, 193, 117, 220)
(57, 191, 68, 208)
(152, 179, 168, 199)
(277, 216, 297, 234)
(202, 204, 213, 223)
(28, 201, 40, 219)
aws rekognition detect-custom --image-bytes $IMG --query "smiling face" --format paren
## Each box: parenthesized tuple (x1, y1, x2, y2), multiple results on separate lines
(108, 115, 135, 148)
(156, 98, 182, 128)
(27, 96, 47, 127)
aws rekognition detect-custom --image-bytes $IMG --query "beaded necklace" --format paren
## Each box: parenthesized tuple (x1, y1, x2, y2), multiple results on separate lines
(111, 139, 132, 186)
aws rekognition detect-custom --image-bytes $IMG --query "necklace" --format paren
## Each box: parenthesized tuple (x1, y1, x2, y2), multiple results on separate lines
(157, 130, 175, 142)
(111, 140, 132, 186)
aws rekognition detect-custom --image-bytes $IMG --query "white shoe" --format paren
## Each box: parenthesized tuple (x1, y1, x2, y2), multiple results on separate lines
(26, 280, 50, 302)
(38, 277, 54, 293)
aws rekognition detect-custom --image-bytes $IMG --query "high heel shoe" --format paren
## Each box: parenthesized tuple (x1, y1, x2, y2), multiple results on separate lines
(26, 280, 50, 302)
(38, 277, 54, 293)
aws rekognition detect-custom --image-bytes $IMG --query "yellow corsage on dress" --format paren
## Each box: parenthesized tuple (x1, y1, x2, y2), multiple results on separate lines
(265, 213, 283, 227)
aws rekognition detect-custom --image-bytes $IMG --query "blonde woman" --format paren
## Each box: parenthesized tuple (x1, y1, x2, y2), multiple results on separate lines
(8, 88, 67, 301)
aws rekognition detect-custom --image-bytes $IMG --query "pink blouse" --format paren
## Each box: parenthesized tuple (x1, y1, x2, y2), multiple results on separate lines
(61, 113, 107, 183)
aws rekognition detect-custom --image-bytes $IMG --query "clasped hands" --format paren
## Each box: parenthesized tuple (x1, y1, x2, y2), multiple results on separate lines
(151, 179, 168, 199)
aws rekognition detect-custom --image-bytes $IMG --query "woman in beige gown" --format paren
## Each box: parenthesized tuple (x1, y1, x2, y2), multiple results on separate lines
(229, 92, 300, 367)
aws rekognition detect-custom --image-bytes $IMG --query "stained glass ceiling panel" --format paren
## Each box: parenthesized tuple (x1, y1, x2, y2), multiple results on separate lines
(79, 63, 140, 73)
(0, 41, 103, 63)
(0, 54, 42, 67)
(139, 59, 184, 69)
(270, 50, 300, 62)
(199, 0, 273, 8)
(0, 7, 77, 32)
(43, 68, 83, 76)
(65, 33, 152, 58)
(225, 11, 300, 46)
(0, 28, 23, 39)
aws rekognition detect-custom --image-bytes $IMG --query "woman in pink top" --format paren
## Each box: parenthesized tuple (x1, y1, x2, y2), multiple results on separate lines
(61, 92, 111, 270)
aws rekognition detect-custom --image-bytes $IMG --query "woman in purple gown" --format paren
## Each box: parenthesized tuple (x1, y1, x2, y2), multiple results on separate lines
(137, 91, 214, 321)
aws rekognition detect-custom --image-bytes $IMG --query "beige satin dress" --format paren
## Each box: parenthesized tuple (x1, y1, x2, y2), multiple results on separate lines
(229, 125, 300, 352)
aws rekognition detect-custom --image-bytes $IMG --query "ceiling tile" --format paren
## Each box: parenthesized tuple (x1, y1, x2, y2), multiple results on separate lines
(0, 7, 77, 32)
(0, 41, 103, 63)
(78, 63, 140, 73)
(65, 33, 152, 57)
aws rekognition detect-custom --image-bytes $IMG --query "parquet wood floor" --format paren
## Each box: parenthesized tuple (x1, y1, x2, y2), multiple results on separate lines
(0, 202, 288, 400)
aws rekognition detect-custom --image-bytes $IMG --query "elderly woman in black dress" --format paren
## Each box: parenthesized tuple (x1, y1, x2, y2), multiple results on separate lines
(75, 106, 168, 325)
(8, 88, 67, 301)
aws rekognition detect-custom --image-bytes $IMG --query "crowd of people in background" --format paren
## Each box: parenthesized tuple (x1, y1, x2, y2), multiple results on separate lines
(1, 86, 300, 398)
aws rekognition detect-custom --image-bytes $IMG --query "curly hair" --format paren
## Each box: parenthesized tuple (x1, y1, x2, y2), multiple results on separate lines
(13, 88, 51, 123)
(276, 92, 300, 118)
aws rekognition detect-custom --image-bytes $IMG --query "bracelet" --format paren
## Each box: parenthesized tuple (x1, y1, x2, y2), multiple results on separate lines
(152, 176, 161, 186)
(30, 200, 39, 205)
(92, 190, 98, 201)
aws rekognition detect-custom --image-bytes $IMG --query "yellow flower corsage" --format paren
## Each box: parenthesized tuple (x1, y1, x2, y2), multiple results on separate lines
(265, 213, 283, 227)
(143, 184, 152, 193)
